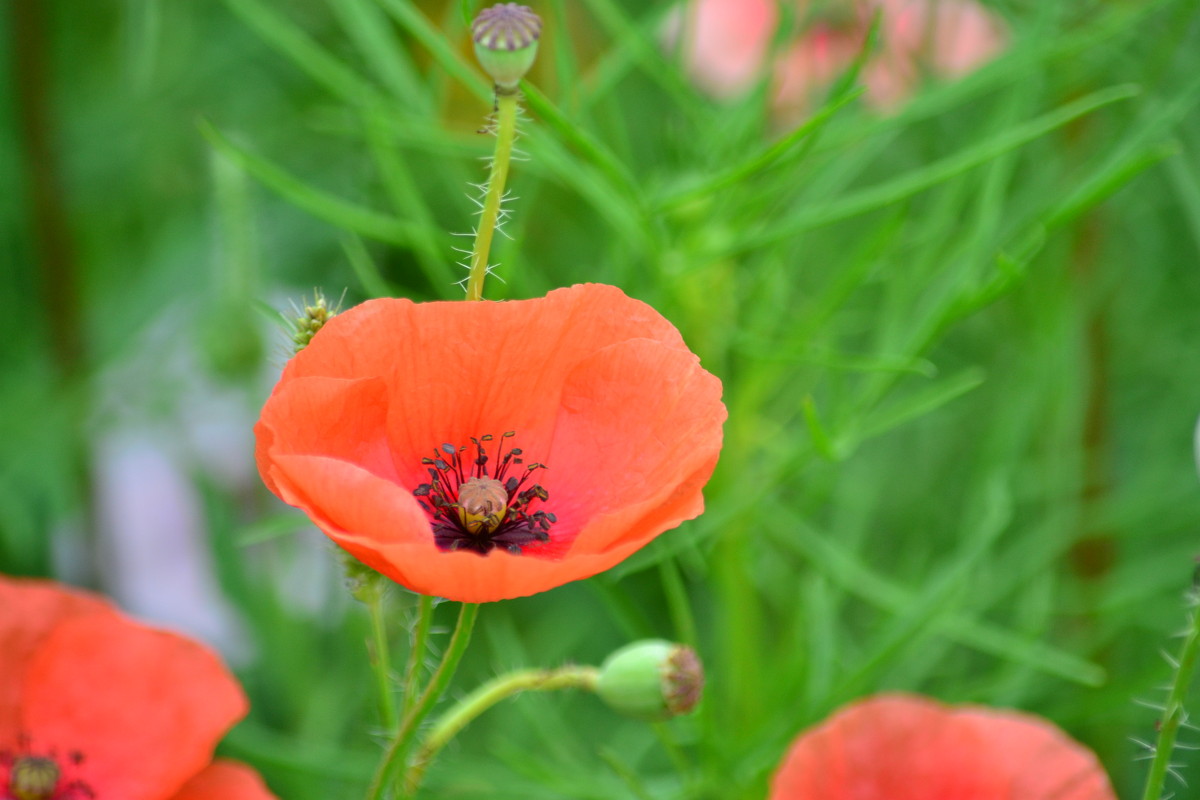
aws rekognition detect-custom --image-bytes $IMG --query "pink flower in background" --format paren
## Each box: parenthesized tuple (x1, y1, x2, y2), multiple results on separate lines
(678, 0, 1007, 116)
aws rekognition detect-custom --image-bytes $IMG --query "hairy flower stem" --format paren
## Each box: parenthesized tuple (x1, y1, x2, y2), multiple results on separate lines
(401, 594, 434, 715)
(1141, 587, 1200, 800)
(366, 602, 480, 800)
(364, 579, 398, 731)
(465, 91, 519, 301)
(402, 665, 601, 795)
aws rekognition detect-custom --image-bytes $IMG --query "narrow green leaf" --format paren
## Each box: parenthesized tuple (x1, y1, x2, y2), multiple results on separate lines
(221, 0, 385, 106)
(733, 85, 1140, 254)
(201, 121, 426, 247)
(857, 368, 987, 442)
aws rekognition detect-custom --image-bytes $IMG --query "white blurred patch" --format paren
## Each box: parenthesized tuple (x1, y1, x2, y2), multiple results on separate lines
(93, 430, 250, 659)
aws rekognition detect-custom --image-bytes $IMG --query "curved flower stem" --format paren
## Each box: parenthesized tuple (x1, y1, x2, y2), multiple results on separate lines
(366, 602, 480, 800)
(365, 579, 398, 731)
(1141, 587, 1200, 800)
(465, 91, 519, 302)
(402, 665, 601, 795)
(401, 594, 435, 715)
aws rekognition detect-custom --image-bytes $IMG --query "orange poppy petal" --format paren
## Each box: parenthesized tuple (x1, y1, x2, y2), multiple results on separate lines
(168, 760, 278, 800)
(769, 694, 1115, 800)
(958, 707, 1117, 799)
(20, 613, 247, 800)
(0, 578, 113, 740)
(268, 453, 432, 551)
(544, 337, 724, 549)
(273, 284, 689, 476)
(256, 375, 398, 480)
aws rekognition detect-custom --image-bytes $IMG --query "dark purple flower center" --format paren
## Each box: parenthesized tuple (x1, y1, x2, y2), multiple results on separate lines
(413, 432, 556, 555)
(1, 737, 93, 800)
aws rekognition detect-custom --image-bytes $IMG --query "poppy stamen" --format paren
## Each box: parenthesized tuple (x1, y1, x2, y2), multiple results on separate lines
(415, 433, 555, 555)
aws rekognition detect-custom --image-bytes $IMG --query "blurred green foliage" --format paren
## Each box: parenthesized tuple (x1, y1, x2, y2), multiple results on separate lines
(5, 0, 1200, 797)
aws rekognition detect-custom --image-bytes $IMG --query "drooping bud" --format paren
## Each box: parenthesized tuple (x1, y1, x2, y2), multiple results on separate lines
(595, 640, 704, 722)
(471, 4, 542, 92)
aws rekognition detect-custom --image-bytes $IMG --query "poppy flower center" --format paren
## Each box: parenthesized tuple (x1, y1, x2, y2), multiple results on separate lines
(413, 432, 557, 555)
(1, 746, 92, 800)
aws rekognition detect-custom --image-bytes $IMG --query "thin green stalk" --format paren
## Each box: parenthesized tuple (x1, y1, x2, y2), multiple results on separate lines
(366, 602, 480, 800)
(365, 581, 398, 731)
(401, 594, 435, 715)
(1141, 588, 1200, 800)
(403, 665, 600, 795)
(465, 91, 519, 301)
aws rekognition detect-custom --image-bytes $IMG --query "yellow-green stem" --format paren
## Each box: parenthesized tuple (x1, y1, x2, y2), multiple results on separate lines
(401, 594, 434, 715)
(365, 580, 398, 731)
(403, 665, 600, 796)
(365, 602, 480, 800)
(465, 91, 519, 302)
(1141, 588, 1200, 800)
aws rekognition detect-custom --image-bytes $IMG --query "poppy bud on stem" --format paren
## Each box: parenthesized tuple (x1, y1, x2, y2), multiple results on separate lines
(396, 641, 703, 797)
(464, 4, 541, 301)
(595, 640, 705, 722)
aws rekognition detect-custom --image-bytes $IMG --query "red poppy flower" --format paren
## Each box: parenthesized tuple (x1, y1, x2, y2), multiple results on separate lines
(0, 577, 275, 800)
(255, 284, 725, 603)
(770, 693, 1116, 799)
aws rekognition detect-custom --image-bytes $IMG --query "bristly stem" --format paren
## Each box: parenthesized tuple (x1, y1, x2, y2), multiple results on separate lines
(402, 594, 435, 715)
(365, 602, 480, 800)
(402, 665, 601, 795)
(364, 578, 398, 731)
(465, 91, 519, 302)
(1140, 584, 1200, 800)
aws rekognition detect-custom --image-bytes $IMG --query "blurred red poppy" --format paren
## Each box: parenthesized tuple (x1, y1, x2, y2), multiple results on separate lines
(0, 577, 275, 800)
(770, 693, 1116, 799)
(255, 284, 726, 602)
(672, 0, 1007, 118)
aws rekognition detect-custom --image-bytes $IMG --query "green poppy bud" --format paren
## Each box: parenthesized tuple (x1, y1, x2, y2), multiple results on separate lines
(471, 3, 542, 92)
(595, 640, 704, 722)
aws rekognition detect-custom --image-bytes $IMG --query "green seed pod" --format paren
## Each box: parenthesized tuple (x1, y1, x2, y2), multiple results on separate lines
(595, 640, 704, 722)
(471, 3, 542, 92)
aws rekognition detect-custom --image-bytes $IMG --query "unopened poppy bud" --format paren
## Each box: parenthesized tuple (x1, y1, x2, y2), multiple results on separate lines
(595, 640, 704, 721)
(471, 3, 542, 92)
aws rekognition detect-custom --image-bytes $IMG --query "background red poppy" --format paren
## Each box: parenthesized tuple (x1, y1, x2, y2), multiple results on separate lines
(770, 693, 1116, 799)
(0, 578, 275, 800)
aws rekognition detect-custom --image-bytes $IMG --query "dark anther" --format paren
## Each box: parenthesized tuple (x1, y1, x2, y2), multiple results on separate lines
(414, 432, 556, 556)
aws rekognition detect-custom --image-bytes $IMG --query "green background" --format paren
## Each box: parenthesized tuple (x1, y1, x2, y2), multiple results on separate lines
(5, 0, 1200, 797)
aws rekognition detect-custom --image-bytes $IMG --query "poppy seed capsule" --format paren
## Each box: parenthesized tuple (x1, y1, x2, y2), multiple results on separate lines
(457, 476, 510, 533)
(595, 640, 704, 722)
(471, 3, 542, 91)
(11, 757, 60, 800)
